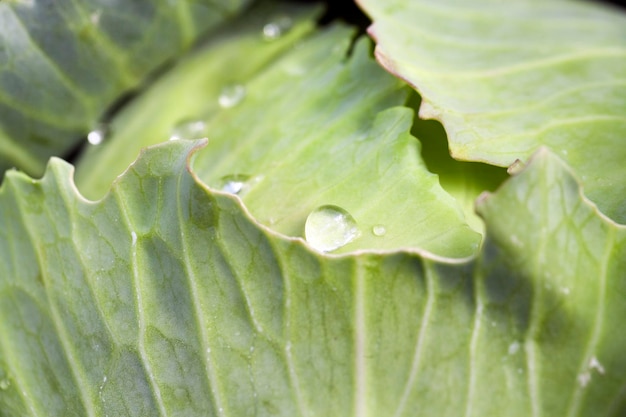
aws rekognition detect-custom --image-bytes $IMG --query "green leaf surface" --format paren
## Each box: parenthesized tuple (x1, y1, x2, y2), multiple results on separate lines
(1, 140, 625, 416)
(74, 1, 322, 199)
(76, 11, 480, 258)
(189, 34, 479, 256)
(0, 0, 250, 175)
(357, 0, 626, 222)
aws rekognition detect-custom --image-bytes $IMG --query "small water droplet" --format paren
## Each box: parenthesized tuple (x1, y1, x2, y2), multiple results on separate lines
(219, 174, 250, 195)
(131, 231, 137, 246)
(218, 84, 246, 108)
(305, 205, 360, 252)
(262, 15, 292, 40)
(87, 125, 107, 145)
(169, 120, 206, 141)
(589, 356, 605, 374)
(0, 379, 10, 390)
(372, 224, 386, 236)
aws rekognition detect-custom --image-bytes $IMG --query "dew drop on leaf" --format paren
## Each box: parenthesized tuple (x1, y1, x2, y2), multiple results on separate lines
(87, 125, 107, 145)
(169, 120, 206, 141)
(262, 15, 292, 40)
(219, 174, 250, 195)
(218, 84, 246, 108)
(372, 224, 386, 237)
(305, 205, 360, 252)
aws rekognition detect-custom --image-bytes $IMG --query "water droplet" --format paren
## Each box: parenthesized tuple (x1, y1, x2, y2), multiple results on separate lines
(219, 174, 250, 195)
(262, 15, 292, 40)
(372, 224, 386, 236)
(218, 84, 246, 108)
(87, 125, 107, 145)
(0, 379, 10, 390)
(131, 231, 137, 246)
(169, 120, 206, 141)
(305, 205, 360, 252)
(589, 356, 605, 374)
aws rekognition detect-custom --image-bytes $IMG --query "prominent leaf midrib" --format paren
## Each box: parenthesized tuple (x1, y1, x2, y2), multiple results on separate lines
(353, 258, 367, 417)
(392, 262, 436, 417)
(276, 246, 307, 417)
(112, 188, 168, 416)
(176, 177, 225, 416)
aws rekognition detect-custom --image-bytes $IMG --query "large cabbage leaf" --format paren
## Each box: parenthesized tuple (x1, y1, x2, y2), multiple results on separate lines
(0, 0, 250, 176)
(357, 0, 626, 222)
(0, 140, 624, 416)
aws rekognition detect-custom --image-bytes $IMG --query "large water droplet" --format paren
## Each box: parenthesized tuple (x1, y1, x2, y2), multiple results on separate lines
(169, 120, 206, 141)
(219, 174, 250, 195)
(218, 84, 246, 108)
(305, 205, 360, 252)
(372, 224, 386, 237)
(262, 15, 292, 40)
(87, 125, 107, 145)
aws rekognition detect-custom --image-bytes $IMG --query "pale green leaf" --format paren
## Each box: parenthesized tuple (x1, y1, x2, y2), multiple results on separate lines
(0, 0, 250, 175)
(0, 140, 624, 416)
(357, 0, 626, 222)
(76, 8, 480, 258)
